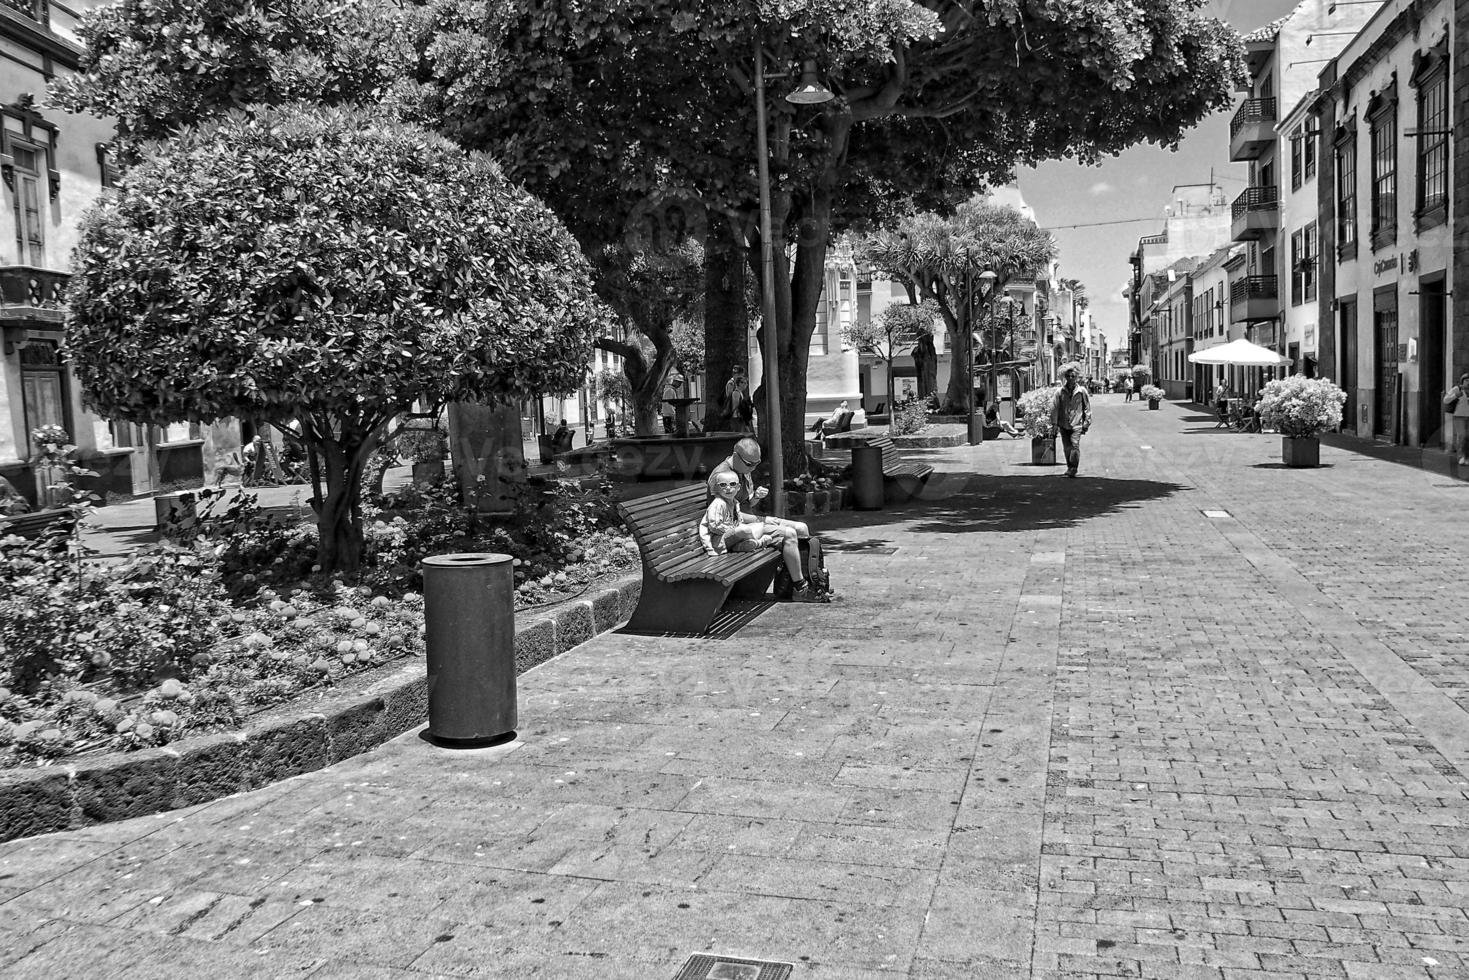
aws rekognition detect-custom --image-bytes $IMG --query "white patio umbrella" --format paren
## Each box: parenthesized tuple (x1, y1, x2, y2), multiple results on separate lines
(1187, 338, 1290, 367)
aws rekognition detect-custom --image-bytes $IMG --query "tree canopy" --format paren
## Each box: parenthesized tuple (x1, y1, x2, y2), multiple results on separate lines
(48, 0, 420, 152)
(420, 0, 1242, 472)
(860, 200, 1056, 411)
(65, 104, 604, 570)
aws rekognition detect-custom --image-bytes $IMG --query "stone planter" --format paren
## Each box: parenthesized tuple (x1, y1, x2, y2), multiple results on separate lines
(785, 488, 833, 516)
(1031, 437, 1057, 466)
(1147, 399, 1160, 410)
(1282, 435, 1320, 468)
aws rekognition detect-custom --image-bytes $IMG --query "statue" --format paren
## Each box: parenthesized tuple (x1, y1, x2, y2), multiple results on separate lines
(912, 331, 938, 400)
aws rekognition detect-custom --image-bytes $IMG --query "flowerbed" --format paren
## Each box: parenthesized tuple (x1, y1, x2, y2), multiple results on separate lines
(0, 474, 638, 770)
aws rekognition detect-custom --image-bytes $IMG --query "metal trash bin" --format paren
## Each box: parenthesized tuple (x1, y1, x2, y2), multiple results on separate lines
(851, 444, 884, 510)
(421, 553, 517, 746)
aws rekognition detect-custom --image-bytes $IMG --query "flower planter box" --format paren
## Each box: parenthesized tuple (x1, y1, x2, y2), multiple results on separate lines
(785, 488, 835, 515)
(1031, 437, 1057, 466)
(1147, 399, 1160, 410)
(1282, 436, 1320, 468)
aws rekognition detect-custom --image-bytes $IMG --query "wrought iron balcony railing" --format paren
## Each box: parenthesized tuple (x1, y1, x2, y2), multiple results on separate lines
(1229, 97, 1278, 140)
(1231, 185, 1280, 221)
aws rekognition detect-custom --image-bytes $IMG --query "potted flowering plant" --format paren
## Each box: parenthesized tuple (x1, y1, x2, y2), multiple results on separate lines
(1256, 376, 1346, 467)
(1017, 386, 1060, 465)
(1140, 384, 1166, 409)
(784, 472, 838, 515)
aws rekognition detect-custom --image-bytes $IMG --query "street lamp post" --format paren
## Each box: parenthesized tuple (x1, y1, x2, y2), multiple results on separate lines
(754, 46, 831, 518)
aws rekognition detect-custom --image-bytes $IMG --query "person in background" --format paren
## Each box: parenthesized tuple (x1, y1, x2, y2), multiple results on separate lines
(725, 376, 755, 433)
(984, 402, 1024, 438)
(1444, 370, 1469, 466)
(809, 400, 849, 440)
(1053, 363, 1093, 478)
(1123, 375, 1135, 402)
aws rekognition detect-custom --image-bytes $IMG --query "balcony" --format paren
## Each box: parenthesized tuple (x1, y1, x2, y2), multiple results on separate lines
(1231, 185, 1280, 242)
(1229, 97, 1277, 161)
(0, 266, 68, 327)
(0, 0, 49, 23)
(1229, 275, 1278, 322)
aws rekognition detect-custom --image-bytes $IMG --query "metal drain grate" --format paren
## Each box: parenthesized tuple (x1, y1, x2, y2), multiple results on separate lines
(674, 953, 794, 980)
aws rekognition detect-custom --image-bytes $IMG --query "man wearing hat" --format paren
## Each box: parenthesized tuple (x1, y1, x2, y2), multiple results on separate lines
(1053, 362, 1092, 478)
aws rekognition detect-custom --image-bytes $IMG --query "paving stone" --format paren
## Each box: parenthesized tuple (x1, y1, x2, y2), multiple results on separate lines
(8, 399, 1469, 977)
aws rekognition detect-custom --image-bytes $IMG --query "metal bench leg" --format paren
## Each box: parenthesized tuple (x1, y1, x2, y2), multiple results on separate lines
(623, 577, 734, 635)
(728, 563, 777, 600)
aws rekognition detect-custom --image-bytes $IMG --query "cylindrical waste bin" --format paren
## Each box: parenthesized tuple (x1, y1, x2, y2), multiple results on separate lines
(851, 444, 884, 510)
(421, 553, 517, 746)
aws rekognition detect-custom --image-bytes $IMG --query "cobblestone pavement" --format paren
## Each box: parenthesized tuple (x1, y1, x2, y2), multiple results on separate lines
(4, 396, 1469, 979)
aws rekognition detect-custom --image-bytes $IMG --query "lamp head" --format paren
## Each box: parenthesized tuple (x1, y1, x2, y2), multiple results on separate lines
(785, 61, 835, 104)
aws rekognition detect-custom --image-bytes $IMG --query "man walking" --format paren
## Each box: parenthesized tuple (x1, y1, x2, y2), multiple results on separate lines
(1054, 363, 1092, 478)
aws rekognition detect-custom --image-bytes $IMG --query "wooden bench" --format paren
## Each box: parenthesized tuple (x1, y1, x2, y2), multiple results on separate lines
(863, 435, 934, 502)
(616, 483, 783, 634)
(0, 508, 73, 540)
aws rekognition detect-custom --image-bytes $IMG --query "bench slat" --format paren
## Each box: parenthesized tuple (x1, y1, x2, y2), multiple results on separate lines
(663, 548, 780, 584)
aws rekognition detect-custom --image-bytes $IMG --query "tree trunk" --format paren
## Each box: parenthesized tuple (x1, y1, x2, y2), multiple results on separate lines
(703, 210, 747, 427)
(313, 434, 369, 575)
(942, 301, 974, 415)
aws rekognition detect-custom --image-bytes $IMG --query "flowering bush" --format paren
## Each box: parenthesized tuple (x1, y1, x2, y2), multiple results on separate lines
(1140, 384, 1166, 402)
(1256, 376, 1347, 438)
(0, 468, 638, 768)
(784, 473, 836, 493)
(889, 399, 928, 436)
(1018, 386, 1061, 439)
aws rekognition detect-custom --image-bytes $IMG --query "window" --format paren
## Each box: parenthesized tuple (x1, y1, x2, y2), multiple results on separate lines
(1368, 88, 1397, 248)
(1290, 130, 1303, 190)
(1290, 230, 1304, 305)
(1415, 64, 1448, 221)
(9, 143, 44, 266)
(1304, 223, 1317, 301)
(1304, 127, 1316, 180)
(1336, 127, 1357, 257)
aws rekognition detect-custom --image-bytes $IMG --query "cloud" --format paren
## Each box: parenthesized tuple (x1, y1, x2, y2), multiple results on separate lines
(1089, 181, 1114, 195)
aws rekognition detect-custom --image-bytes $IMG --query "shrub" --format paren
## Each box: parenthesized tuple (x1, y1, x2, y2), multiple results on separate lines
(1018, 386, 1060, 438)
(1256, 376, 1347, 437)
(889, 399, 928, 436)
(1140, 384, 1166, 401)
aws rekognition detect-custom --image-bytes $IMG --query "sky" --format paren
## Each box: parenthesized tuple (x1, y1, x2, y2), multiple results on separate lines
(1014, 0, 1288, 349)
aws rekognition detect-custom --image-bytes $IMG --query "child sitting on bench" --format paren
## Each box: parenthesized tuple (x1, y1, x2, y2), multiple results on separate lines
(700, 473, 827, 603)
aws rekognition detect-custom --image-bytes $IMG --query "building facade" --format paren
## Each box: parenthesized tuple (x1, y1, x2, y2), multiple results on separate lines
(1314, 0, 1455, 448)
(0, 0, 237, 505)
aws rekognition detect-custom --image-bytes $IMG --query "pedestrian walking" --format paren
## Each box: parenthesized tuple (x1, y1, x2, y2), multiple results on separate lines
(1053, 363, 1092, 478)
(1445, 370, 1469, 465)
(1123, 375, 1135, 402)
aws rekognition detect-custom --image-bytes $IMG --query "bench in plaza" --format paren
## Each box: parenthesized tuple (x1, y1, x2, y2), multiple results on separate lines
(616, 483, 783, 634)
(0, 508, 73, 540)
(863, 435, 934, 502)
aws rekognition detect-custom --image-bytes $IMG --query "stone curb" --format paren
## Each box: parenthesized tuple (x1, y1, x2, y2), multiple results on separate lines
(0, 577, 642, 843)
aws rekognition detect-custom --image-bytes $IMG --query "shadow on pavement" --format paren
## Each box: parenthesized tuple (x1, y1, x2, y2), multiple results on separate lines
(815, 472, 1188, 536)
(1319, 430, 1468, 481)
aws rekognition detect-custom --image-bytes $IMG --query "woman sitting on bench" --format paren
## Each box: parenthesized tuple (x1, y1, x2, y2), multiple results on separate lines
(700, 473, 826, 603)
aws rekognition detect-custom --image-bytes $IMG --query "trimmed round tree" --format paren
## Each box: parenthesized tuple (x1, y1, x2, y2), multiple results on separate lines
(65, 103, 603, 573)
